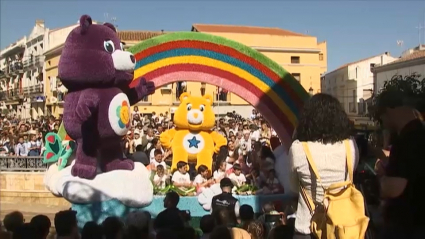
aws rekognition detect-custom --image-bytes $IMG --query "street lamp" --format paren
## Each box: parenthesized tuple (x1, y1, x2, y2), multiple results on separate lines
(309, 87, 314, 95)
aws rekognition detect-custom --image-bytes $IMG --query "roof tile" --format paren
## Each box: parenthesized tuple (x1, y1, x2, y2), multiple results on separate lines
(117, 31, 166, 42)
(192, 24, 307, 37)
(326, 53, 391, 75)
(381, 50, 425, 66)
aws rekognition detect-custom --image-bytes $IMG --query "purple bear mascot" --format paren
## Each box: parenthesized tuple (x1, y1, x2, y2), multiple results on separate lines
(58, 15, 155, 179)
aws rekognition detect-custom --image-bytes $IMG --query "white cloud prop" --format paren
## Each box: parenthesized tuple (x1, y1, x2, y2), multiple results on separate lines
(197, 183, 223, 211)
(44, 161, 153, 207)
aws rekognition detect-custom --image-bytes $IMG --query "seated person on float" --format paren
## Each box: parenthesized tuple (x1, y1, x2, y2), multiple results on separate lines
(153, 165, 169, 189)
(172, 161, 193, 190)
(194, 164, 214, 194)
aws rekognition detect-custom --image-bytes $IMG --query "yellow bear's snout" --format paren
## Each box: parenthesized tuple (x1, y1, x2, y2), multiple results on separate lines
(187, 109, 204, 125)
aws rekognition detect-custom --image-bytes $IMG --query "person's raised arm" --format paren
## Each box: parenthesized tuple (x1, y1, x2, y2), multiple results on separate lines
(234, 201, 240, 218)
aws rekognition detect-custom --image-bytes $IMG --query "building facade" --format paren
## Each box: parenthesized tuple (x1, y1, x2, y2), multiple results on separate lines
(34, 22, 327, 119)
(0, 37, 26, 118)
(373, 48, 425, 93)
(134, 24, 328, 118)
(0, 20, 48, 120)
(322, 52, 397, 116)
(43, 23, 81, 117)
(22, 20, 48, 120)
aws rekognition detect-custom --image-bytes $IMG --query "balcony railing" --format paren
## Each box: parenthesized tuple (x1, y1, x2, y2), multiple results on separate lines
(0, 156, 48, 172)
(1, 66, 9, 76)
(23, 56, 44, 69)
(8, 88, 20, 98)
(23, 86, 31, 95)
(8, 61, 23, 75)
(22, 85, 43, 95)
(0, 91, 6, 101)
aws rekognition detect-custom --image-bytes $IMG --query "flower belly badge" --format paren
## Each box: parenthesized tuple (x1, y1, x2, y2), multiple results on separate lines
(43, 133, 76, 170)
(117, 101, 130, 129)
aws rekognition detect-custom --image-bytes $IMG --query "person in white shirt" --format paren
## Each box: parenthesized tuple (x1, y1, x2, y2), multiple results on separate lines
(172, 161, 192, 190)
(238, 130, 252, 156)
(194, 165, 214, 194)
(150, 149, 167, 172)
(158, 113, 164, 124)
(213, 160, 227, 183)
(148, 138, 164, 163)
(133, 131, 142, 147)
(228, 163, 246, 187)
(153, 165, 169, 189)
(15, 136, 28, 156)
(250, 109, 257, 120)
(250, 125, 261, 142)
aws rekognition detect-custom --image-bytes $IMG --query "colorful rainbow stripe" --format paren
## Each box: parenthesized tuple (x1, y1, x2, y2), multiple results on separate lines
(129, 32, 310, 148)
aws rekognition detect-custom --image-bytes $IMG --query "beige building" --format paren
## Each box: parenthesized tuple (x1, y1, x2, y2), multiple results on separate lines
(322, 52, 397, 116)
(132, 24, 327, 118)
(0, 20, 48, 120)
(0, 37, 26, 117)
(373, 46, 425, 92)
(22, 20, 48, 120)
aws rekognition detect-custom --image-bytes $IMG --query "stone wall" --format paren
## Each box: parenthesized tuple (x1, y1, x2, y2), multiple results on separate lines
(0, 172, 70, 207)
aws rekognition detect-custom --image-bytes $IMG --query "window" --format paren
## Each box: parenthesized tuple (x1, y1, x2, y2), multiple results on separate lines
(291, 56, 300, 64)
(200, 83, 206, 96)
(319, 53, 324, 61)
(48, 61, 51, 66)
(349, 102, 356, 113)
(292, 73, 301, 82)
(40, 43, 43, 49)
(351, 90, 356, 113)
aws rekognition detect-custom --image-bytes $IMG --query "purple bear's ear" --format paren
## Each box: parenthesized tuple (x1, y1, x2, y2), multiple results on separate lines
(103, 23, 116, 33)
(79, 15, 92, 35)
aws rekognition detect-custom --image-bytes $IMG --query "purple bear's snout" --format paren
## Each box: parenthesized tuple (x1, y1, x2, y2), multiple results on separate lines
(112, 50, 136, 72)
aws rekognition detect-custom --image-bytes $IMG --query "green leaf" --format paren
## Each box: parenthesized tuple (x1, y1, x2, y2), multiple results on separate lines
(57, 141, 76, 171)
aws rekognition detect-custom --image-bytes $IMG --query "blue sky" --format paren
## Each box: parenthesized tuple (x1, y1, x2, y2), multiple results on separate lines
(1, 1, 425, 71)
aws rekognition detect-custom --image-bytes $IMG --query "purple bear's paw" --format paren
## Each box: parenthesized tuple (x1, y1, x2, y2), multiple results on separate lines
(103, 159, 134, 172)
(71, 164, 97, 179)
(136, 78, 155, 97)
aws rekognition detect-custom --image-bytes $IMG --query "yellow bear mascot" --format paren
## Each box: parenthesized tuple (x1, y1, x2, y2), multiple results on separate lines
(160, 92, 227, 171)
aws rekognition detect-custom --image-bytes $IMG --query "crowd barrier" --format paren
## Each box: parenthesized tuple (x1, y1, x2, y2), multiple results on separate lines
(0, 156, 48, 172)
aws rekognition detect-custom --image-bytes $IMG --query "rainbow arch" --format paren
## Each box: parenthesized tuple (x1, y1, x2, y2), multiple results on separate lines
(129, 32, 310, 148)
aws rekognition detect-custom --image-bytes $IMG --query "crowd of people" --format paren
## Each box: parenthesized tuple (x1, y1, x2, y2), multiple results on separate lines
(1, 90, 425, 239)
(0, 115, 62, 157)
(0, 189, 295, 239)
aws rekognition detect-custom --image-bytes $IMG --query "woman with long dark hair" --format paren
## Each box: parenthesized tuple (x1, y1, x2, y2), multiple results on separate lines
(289, 93, 359, 239)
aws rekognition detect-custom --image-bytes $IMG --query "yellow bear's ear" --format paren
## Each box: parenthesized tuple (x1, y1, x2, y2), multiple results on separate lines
(203, 94, 213, 106)
(179, 92, 190, 102)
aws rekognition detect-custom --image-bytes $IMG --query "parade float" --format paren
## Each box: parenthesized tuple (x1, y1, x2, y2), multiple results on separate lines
(43, 14, 309, 228)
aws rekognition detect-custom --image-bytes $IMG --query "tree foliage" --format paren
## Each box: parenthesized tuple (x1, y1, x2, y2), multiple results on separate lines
(371, 72, 425, 120)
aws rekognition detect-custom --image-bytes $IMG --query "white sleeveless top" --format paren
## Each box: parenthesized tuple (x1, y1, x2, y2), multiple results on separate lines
(288, 139, 359, 234)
